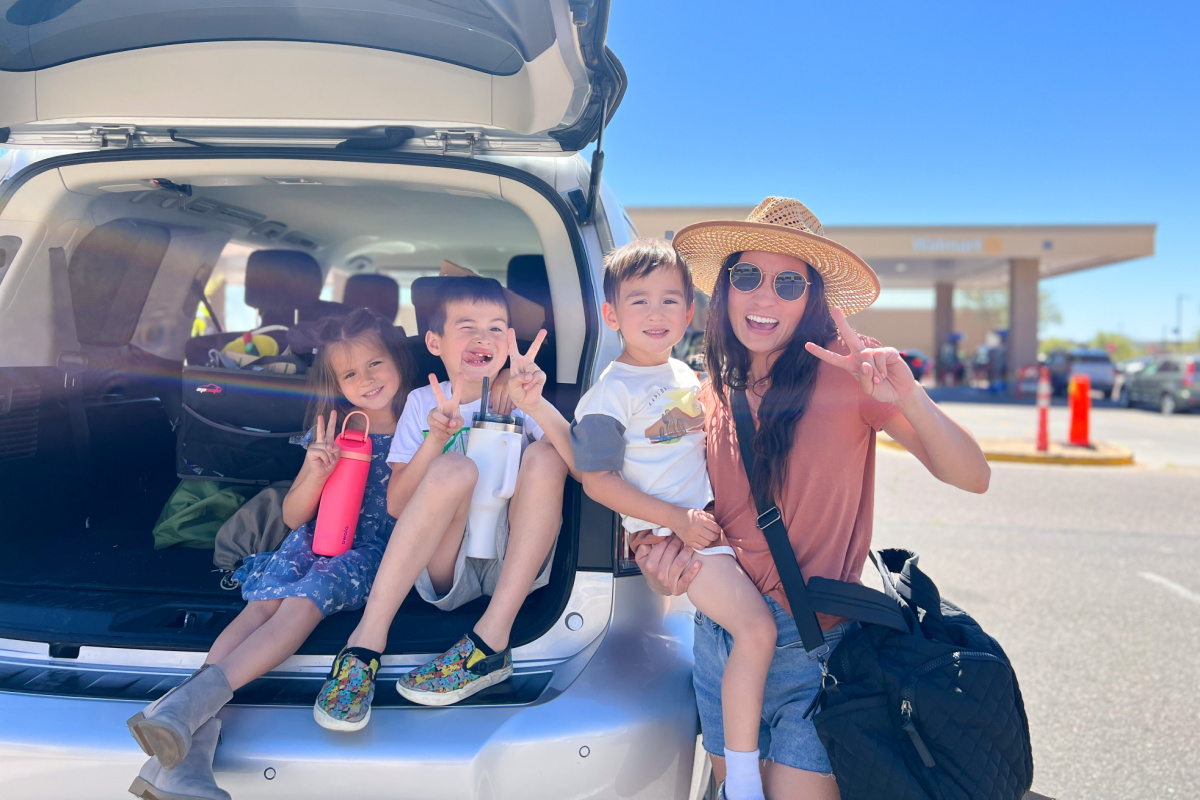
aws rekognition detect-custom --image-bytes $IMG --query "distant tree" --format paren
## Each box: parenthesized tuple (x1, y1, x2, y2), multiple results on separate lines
(957, 287, 1063, 331)
(1089, 331, 1141, 362)
(1038, 336, 1076, 357)
(1038, 289, 1062, 327)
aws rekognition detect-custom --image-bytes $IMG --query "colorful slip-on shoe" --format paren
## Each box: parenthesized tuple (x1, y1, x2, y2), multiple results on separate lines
(313, 646, 381, 732)
(396, 632, 512, 707)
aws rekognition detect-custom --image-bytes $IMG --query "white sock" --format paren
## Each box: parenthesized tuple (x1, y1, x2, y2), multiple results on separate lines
(722, 747, 764, 800)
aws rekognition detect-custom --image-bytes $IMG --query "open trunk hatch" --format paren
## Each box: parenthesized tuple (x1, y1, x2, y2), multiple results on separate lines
(0, 0, 625, 152)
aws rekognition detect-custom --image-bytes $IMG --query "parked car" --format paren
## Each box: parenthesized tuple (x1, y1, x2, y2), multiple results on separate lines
(899, 349, 931, 382)
(1118, 354, 1200, 414)
(1044, 348, 1118, 398)
(0, 3, 716, 798)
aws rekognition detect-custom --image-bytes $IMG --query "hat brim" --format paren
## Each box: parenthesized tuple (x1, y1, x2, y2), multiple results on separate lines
(673, 220, 880, 315)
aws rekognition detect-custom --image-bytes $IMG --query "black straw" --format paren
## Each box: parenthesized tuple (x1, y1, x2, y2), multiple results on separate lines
(479, 376, 490, 420)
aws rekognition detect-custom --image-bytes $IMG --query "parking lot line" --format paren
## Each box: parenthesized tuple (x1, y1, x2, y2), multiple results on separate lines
(1138, 572, 1200, 605)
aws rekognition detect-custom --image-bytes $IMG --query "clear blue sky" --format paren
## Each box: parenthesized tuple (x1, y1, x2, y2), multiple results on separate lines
(601, 1, 1199, 344)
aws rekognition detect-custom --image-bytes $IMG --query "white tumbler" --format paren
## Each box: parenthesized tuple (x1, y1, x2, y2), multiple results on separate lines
(463, 413, 524, 560)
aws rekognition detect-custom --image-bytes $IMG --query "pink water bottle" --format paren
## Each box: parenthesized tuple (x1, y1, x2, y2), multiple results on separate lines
(313, 411, 372, 557)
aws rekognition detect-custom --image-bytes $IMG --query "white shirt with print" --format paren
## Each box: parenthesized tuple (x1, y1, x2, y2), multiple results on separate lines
(571, 358, 713, 533)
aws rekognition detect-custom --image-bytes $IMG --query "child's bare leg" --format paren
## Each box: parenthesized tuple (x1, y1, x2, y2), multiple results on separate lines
(473, 441, 566, 651)
(347, 453, 475, 652)
(205, 599, 282, 665)
(686, 552, 776, 753)
(213, 596, 324, 690)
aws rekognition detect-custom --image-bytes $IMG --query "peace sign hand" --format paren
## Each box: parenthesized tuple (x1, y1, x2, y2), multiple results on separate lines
(305, 411, 341, 479)
(804, 307, 916, 405)
(427, 373, 465, 445)
(506, 328, 548, 412)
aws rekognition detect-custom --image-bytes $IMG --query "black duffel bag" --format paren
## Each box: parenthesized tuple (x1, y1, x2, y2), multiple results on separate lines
(814, 549, 1034, 800)
(731, 390, 1033, 800)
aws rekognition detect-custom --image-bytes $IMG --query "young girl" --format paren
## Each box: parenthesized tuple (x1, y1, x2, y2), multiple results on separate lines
(126, 308, 414, 800)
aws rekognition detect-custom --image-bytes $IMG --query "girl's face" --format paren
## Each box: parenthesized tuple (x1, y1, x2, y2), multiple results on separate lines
(725, 250, 814, 370)
(328, 337, 402, 418)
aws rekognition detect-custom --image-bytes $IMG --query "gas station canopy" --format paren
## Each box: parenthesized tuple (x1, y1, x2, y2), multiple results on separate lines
(625, 206, 1155, 388)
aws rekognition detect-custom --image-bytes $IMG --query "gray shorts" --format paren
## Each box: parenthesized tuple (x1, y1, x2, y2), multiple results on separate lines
(414, 510, 558, 612)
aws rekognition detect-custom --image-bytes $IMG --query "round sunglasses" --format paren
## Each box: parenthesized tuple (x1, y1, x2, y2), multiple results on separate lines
(728, 262, 810, 302)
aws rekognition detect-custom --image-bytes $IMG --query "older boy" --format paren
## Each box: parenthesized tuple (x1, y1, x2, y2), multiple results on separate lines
(315, 277, 576, 729)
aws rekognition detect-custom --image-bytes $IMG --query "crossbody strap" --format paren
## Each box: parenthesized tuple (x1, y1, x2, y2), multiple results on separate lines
(731, 388, 829, 658)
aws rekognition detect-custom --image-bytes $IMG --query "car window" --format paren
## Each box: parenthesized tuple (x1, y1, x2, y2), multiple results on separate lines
(1157, 360, 1179, 373)
(0, 234, 18, 285)
(0, 0, 548, 74)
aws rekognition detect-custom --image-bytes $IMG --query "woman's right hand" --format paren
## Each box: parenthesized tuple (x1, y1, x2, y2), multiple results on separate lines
(634, 536, 702, 597)
(305, 411, 341, 479)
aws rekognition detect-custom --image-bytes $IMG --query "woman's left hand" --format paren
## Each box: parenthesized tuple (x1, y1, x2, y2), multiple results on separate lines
(805, 307, 917, 406)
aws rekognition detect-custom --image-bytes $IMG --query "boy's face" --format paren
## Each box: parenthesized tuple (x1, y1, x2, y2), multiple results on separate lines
(602, 266, 694, 359)
(426, 299, 510, 385)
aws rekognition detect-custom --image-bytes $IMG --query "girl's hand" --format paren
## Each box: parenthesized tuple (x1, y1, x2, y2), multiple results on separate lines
(305, 411, 341, 479)
(506, 328, 548, 412)
(427, 373, 464, 445)
(805, 307, 917, 406)
(490, 368, 516, 416)
(671, 507, 722, 552)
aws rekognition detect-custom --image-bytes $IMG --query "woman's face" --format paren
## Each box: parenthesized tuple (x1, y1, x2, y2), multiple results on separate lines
(724, 250, 814, 365)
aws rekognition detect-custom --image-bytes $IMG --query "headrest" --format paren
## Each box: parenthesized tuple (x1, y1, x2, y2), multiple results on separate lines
(506, 254, 553, 332)
(344, 273, 399, 322)
(244, 249, 322, 311)
(410, 276, 443, 336)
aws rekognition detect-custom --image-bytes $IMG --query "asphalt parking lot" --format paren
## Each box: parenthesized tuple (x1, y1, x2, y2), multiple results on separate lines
(873, 399, 1200, 799)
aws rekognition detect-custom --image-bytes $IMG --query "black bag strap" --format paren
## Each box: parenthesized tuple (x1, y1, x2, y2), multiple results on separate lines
(731, 388, 830, 658)
(731, 390, 912, 654)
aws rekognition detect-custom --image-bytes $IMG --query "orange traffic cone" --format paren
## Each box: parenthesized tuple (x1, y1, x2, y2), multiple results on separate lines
(1036, 367, 1051, 452)
(1068, 373, 1091, 447)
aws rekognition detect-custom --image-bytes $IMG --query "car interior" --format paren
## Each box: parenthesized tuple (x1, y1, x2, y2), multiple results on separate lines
(0, 157, 598, 656)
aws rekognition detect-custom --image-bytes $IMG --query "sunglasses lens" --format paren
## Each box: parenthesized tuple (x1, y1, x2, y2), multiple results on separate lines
(729, 263, 762, 293)
(774, 271, 808, 301)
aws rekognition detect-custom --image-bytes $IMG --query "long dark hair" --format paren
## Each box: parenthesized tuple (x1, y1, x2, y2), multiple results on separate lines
(703, 252, 837, 502)
(306, 308, 415, 431)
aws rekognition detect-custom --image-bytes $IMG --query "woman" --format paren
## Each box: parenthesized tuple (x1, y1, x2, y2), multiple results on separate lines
(635, 197, 990, 800)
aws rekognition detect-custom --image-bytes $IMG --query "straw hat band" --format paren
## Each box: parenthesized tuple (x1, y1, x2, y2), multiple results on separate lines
(672, 197, 880, 314)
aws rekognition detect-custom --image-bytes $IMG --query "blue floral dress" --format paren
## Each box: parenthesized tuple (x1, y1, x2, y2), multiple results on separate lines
(234, 432, 396, 617)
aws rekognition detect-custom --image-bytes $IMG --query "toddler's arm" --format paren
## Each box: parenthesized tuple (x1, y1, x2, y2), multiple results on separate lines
(580, 471, 721, 552)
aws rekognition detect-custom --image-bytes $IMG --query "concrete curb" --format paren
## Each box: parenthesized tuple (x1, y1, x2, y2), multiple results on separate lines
(878, 435, 1135, 466)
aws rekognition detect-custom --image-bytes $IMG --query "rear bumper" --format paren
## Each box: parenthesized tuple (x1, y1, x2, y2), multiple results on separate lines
(0, 580, 702, 799)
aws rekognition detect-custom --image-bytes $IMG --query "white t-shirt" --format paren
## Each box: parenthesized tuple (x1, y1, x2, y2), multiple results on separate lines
(571, 358, 713, 533)
(387, 382, 545, 464)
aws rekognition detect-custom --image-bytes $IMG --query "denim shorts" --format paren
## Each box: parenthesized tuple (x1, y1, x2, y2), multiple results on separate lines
(693, 594, 858, 773)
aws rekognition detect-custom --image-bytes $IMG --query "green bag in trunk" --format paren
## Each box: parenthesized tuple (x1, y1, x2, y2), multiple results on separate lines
(152, 480, 261, 550)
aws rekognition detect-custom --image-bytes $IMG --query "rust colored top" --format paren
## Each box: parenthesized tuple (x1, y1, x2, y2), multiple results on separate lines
(702, 340, 899, 629)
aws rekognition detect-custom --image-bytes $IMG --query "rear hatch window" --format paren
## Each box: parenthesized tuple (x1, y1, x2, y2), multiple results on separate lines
(0, 0, 553, 74)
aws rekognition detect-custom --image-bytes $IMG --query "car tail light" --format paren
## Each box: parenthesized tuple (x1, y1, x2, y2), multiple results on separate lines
(911, 358, 924, 368)
(1185, 361, 1196, 388)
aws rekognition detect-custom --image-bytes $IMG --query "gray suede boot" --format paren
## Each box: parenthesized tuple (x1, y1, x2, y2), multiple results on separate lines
(128, 717, 230, 800)
(127, 664, 233, 770)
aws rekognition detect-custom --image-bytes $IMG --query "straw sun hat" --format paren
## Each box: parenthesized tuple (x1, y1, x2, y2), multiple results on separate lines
(672, 196, 881, 314)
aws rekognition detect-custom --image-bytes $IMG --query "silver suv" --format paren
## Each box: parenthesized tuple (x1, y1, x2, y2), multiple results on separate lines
(0, 3, 712, 797)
